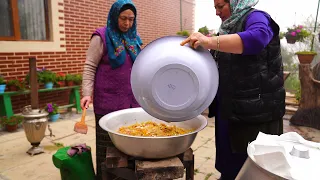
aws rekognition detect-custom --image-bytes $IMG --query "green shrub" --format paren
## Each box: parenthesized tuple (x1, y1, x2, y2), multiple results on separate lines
(177, 30, 190, 36)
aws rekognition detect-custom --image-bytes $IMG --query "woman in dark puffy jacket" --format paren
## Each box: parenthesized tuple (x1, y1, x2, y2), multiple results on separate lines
(182, 0, 285, 179)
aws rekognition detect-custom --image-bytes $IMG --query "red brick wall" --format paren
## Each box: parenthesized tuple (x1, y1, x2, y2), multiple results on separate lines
(0, 0, 195, 113)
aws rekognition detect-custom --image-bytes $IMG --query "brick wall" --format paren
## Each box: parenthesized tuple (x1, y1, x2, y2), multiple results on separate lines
(181, 0, 195, 33)
(0, 0, 195, 113)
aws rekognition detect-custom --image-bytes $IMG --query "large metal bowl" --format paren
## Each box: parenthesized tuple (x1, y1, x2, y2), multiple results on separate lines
(98, 107, 207, 159)
(131, 36, 219, 122)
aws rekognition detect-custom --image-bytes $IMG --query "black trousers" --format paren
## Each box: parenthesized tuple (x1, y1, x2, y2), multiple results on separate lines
(95, 114, 114, 180)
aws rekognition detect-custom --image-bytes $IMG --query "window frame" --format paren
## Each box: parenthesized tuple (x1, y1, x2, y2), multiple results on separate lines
(0, 0, 50, 41)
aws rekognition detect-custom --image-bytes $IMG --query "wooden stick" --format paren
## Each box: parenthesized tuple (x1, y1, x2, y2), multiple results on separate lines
(29, 57, 39, 109)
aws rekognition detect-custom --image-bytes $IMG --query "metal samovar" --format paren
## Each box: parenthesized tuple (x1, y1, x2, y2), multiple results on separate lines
(21, 57, 52, 156)
(22, 105, 49, 156)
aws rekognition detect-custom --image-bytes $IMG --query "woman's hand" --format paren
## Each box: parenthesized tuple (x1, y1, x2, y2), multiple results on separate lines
(180, 32, 212, 49)
(81, 96, 92, 109)
(181, 32, 244, 54)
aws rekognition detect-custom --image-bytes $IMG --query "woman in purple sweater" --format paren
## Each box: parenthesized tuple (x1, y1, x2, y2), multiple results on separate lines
(182, 0, 285, 179)
(81, 0, 142, 179)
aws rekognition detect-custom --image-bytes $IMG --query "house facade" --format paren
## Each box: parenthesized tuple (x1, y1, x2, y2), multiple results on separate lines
(0, 0, 195, 113)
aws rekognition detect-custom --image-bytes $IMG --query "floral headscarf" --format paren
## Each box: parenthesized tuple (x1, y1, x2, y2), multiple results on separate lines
(106, 0, 143, 69)
(219, 0, 259, 35)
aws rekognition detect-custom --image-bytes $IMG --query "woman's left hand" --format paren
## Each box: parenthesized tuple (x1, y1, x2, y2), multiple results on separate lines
(180, 32, 212, 49)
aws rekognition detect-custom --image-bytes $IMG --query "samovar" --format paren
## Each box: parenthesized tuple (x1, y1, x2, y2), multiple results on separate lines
(21, 57, 53, 156)
(22, 105, 49, 156)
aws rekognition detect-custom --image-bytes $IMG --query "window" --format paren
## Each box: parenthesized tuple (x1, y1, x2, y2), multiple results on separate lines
(0, 0, 50, 41)
(0, 0, 65, 53)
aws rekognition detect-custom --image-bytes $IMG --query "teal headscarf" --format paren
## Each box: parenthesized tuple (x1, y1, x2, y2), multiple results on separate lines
(106, 0, 143, 69)
(219, 0, 259, 35)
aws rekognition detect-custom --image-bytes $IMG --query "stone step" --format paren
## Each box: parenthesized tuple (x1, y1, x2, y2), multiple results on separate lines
(283, 114, 292, 121)
(286, 105, 298, 115)
(286, 92, 295, 98)
(285, 98, 299, 106)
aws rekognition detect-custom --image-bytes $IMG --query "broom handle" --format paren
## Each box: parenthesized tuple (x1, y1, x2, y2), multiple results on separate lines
(80, 108, 86, 123)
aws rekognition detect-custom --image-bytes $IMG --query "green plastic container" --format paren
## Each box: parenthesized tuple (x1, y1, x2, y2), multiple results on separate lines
(52, 146, 95, 180)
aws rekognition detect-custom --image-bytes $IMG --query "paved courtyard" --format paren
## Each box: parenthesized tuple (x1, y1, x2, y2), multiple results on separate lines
(0, 107, 319, 180)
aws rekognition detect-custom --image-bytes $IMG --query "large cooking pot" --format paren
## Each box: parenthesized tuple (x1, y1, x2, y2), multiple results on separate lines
(237, 132, 320, 180)
(98, 107, 207, 159)
(236, 158, 286, 180)
(131, 36, 219, 122)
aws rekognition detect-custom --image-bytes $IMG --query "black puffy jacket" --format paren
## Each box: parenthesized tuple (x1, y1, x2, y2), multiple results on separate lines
(210, 9, 285, 153)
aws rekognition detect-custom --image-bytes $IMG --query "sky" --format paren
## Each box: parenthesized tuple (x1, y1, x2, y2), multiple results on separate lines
(195, 0, 320, 33)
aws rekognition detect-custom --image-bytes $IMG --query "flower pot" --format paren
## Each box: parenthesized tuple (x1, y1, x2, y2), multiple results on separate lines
(57, 81, 65, 87)
(6, 124, 18, 132)
(297, 54, 316, 64)
(74, 81, 81, 85)
(0, 84, 6, 93)
(286, 36, 297, 44)
(8, 85, 18, 91)
(45, 82, 54, 89)
(49, 114, 60, 122)
(67, 81, 74, 86)
(38, 83, 44, 89)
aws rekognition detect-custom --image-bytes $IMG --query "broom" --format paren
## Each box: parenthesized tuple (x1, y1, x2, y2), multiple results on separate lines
(74, 108, 88, 134)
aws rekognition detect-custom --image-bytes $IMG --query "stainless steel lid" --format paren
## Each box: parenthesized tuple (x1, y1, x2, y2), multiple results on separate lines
(21, 105, 48, 119)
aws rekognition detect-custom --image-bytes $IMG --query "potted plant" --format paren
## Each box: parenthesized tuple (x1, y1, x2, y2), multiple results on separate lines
(0, 115, 23, 132)
(7, 79, 21, 91)
(56, 72, 66, 87)
(45, 103, 60, 122)
(295, 51, 317, 64)
(285, 25, 310, 44)
(18, 78, 27, 91)
(73, 74, 82, 85)
(39, 70, 56, 89)
(0, 75, 6, 93)
(25, 67, 44, 89)
(65, 74, 75, 86)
